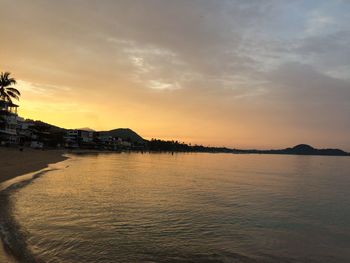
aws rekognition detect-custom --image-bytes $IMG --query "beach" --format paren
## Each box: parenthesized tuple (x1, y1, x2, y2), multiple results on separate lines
(0, 147, 68, 184)
(0, 147, 67, 262)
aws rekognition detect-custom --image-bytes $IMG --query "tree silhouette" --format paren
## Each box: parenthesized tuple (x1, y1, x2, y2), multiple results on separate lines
(0, 72, 21, 103)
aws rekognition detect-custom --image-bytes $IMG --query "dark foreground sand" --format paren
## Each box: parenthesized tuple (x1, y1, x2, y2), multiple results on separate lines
(0, 147, 68, 184)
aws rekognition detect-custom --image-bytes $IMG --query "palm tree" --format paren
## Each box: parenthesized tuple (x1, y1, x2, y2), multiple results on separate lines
(0, 72, 21, 103)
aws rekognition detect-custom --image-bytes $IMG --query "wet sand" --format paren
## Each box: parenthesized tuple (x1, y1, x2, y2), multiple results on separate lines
(0, 147, 68, 262)
(0, 147, 68, 184)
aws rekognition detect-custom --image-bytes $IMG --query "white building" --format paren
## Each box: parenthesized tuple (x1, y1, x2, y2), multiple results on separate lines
(64, 129, 95, 148)
(0, 100, 21, 144)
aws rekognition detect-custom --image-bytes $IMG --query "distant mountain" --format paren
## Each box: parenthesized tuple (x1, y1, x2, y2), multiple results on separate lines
(237, 144, 349, 156)
(24, 121, 145, 144)
(290, 144, 316, 153)
(78, 127, 95, 132)
(25, 119, 66, 133)
(98, 128, 145, 143)
(283, 144, 349, 156)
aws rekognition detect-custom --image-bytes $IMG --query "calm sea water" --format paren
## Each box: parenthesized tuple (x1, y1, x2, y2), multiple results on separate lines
(1, 153, 350, 263)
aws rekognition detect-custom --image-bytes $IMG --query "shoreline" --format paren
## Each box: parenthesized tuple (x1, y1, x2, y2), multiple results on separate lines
(0, 147, 69, 263)
(0, 147, 68, 184)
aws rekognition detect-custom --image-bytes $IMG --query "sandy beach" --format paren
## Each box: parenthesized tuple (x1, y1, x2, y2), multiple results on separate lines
(0, 147, 68, 184)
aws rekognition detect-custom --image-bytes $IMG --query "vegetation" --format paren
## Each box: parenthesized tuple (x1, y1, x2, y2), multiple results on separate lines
(147, 139, 235, 153)
(99, 128, 145, 143)
(0, 72, 21, 103)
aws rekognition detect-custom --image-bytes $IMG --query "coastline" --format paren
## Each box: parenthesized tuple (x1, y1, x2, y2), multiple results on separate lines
(0, 147, 68, 184)
(0, 147, 68, 263)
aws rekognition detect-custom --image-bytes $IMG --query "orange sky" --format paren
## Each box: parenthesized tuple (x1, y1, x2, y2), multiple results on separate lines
(1, 0, 350, 150)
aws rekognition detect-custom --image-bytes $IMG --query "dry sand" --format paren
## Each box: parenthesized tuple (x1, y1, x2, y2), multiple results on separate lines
(0, 147, 68, 184)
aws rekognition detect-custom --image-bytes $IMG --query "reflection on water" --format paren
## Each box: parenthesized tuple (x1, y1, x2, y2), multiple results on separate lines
(4, 153, 350, 262)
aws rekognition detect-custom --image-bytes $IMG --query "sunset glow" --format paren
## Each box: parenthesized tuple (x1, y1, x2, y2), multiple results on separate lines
(1, 0, 350, 150)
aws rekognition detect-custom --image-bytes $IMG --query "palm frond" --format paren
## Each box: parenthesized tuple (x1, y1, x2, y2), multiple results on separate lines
(0, 72, 16, 87)
(6, 91, 19, 101)
(6, 87, 21, 96)
(0, 72, 21, 103)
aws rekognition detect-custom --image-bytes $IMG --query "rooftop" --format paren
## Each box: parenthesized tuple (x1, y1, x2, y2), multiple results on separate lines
(0, 100, 19, 108)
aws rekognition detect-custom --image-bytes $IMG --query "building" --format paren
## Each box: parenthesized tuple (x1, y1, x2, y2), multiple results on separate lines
(64, 129, 95, 148)
(17, 120, 35, 140)
(0, 100, 21, 144)
(64, 129, 134, 150)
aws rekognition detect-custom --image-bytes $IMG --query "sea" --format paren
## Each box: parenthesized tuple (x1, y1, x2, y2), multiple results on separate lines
(0, 152, 349, 263)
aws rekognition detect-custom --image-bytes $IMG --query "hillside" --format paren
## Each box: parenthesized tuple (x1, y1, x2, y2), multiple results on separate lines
(237, 144, 349, 156)
(98, 128, 145, 143)
(283, 144, 349, 156)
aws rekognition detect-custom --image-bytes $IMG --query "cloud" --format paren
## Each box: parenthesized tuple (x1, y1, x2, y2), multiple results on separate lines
(269, 62, 350, 102)
(1, 0, 350, 149)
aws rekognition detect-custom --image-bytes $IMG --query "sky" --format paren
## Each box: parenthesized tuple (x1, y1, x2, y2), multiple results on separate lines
(1, 0, 350, 150)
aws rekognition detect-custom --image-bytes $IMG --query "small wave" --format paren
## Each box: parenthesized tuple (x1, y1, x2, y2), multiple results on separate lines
(140, 250, 259, 263)
(0, 169, 58, 263)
